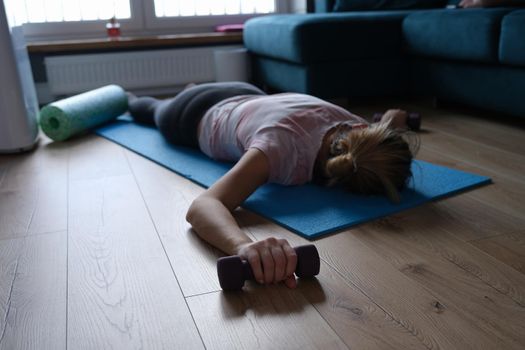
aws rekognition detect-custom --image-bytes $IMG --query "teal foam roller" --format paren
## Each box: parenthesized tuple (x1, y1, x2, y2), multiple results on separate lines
(39, 85, 128, 141)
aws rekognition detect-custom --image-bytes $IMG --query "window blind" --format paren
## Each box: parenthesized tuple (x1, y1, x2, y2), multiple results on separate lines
(5, 0, 130, 25)
(5, 0, 275, 26)
(154, 0, 275, 17)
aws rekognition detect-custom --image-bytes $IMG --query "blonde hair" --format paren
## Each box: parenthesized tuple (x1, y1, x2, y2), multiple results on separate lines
(323, 121, 419, 203)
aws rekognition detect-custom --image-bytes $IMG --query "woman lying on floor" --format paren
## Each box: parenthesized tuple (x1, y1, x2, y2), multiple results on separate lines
(128, 82, 419, 289)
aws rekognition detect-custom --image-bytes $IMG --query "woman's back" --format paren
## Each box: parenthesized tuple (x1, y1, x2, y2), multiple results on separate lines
(198, 92, 367, 185)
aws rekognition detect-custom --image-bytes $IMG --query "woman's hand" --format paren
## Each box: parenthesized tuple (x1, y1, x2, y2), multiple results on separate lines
(459, 0, 502, 8)
(237, 237, 298, 289)
(459, 0, 484, 7)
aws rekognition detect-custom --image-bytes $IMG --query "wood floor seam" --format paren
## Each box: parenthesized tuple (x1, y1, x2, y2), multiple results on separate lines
(433, 232, 525, 308)
(0, 229, 66, 242)
(184, 290, 222, 300)
(65, 147, 70, 350)
(0, 256, 20, 346)
(307, 303, 357, 350)
(317, 256, 433, 350)
(122, 148, 208, 350)
(422, 147, 524, 188)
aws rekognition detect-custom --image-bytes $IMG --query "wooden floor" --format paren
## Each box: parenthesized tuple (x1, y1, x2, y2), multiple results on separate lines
(0, 101, 524, 349)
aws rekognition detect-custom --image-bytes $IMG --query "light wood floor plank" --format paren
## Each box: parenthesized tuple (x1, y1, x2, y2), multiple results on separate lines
(371, 205, 525, 305)
(403, 189, 521, 242)
(356, 218, 525, 348)
(239, 210, 429, 349)
(243, 210, 508, 349)
(416, 117, 525, 250)
(298, 265, 426, 350)
(67, 136, 130, 182)
(124, 149, 231, 296)
(187, 288, 348, 350)
(0, 141, 68, 239)
(66, 136, 203, 349)
(0, 237, 23, 349)
(420, 131, 525, 185)
(419, 147, 525, 219)
(406, 102, 525, 156)
(0, 232, 67, 350)
(470, 232, 525, 275)
(319, 232, 510, 350)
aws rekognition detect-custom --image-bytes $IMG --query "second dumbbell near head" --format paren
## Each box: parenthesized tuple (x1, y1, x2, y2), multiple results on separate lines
(216, 244, 321, 291)
(373, 111, 422, 131)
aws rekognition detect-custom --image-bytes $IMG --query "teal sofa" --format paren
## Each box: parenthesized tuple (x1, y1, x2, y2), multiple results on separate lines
(243, 0, 525, 117)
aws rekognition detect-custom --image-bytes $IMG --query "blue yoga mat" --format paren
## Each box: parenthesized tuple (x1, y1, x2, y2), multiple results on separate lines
(95, 118, 491, 239)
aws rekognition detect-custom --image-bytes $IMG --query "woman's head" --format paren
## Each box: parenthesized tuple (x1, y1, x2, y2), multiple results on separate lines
(321, 121, 419, 202)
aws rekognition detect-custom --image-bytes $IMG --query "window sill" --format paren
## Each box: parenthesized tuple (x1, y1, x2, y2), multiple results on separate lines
(27, 32, 243, 54)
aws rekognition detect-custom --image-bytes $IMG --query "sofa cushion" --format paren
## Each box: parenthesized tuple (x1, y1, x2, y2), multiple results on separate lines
(244, 12, 410, 64)
(499, 10, 525, 66)
(403, 8, 511, 63)
(333, 0, 446, 11)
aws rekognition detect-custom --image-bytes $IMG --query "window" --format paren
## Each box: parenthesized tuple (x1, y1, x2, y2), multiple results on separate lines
(6, 0, 131, 25)
(154, 0, 275, 17)
(5, 0, 285, 41)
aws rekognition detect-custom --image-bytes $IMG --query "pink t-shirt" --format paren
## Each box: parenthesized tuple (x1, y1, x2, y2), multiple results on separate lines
(198, 93, 367, 185)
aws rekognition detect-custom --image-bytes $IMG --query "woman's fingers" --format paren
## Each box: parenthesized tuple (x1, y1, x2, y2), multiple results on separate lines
(239, 238, 299, 286)
(246, 250, 264, 284)
(260, 247, 275, 284)
(281, 241, 298, 289)
(284, 275, 297, 289)
(281, 243, 298, 280)
(270, 246, 286, 282)
(459, 0, 476, 7)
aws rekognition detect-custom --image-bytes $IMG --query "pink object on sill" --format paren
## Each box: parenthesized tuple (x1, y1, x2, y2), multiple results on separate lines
(215, 24, 244, 32)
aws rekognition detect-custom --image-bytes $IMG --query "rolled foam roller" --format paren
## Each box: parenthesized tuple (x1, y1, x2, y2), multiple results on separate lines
(39, 84, 128, 141)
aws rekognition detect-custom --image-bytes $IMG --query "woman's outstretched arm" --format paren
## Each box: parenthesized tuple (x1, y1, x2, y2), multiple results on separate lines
(186, 148, 298, 288)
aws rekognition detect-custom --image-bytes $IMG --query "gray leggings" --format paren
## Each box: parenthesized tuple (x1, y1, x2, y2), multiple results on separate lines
(128, 82, 266, 147)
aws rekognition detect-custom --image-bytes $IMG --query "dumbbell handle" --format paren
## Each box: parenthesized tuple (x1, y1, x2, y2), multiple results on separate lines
(217, 244, 320, 291)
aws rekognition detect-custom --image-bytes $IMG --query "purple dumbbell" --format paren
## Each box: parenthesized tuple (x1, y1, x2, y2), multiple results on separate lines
(217, 244, 321, 291)
(373, 112, 422, 131)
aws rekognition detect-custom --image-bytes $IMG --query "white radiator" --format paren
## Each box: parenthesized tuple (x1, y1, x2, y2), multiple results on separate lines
(44, 45, 241, 95)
